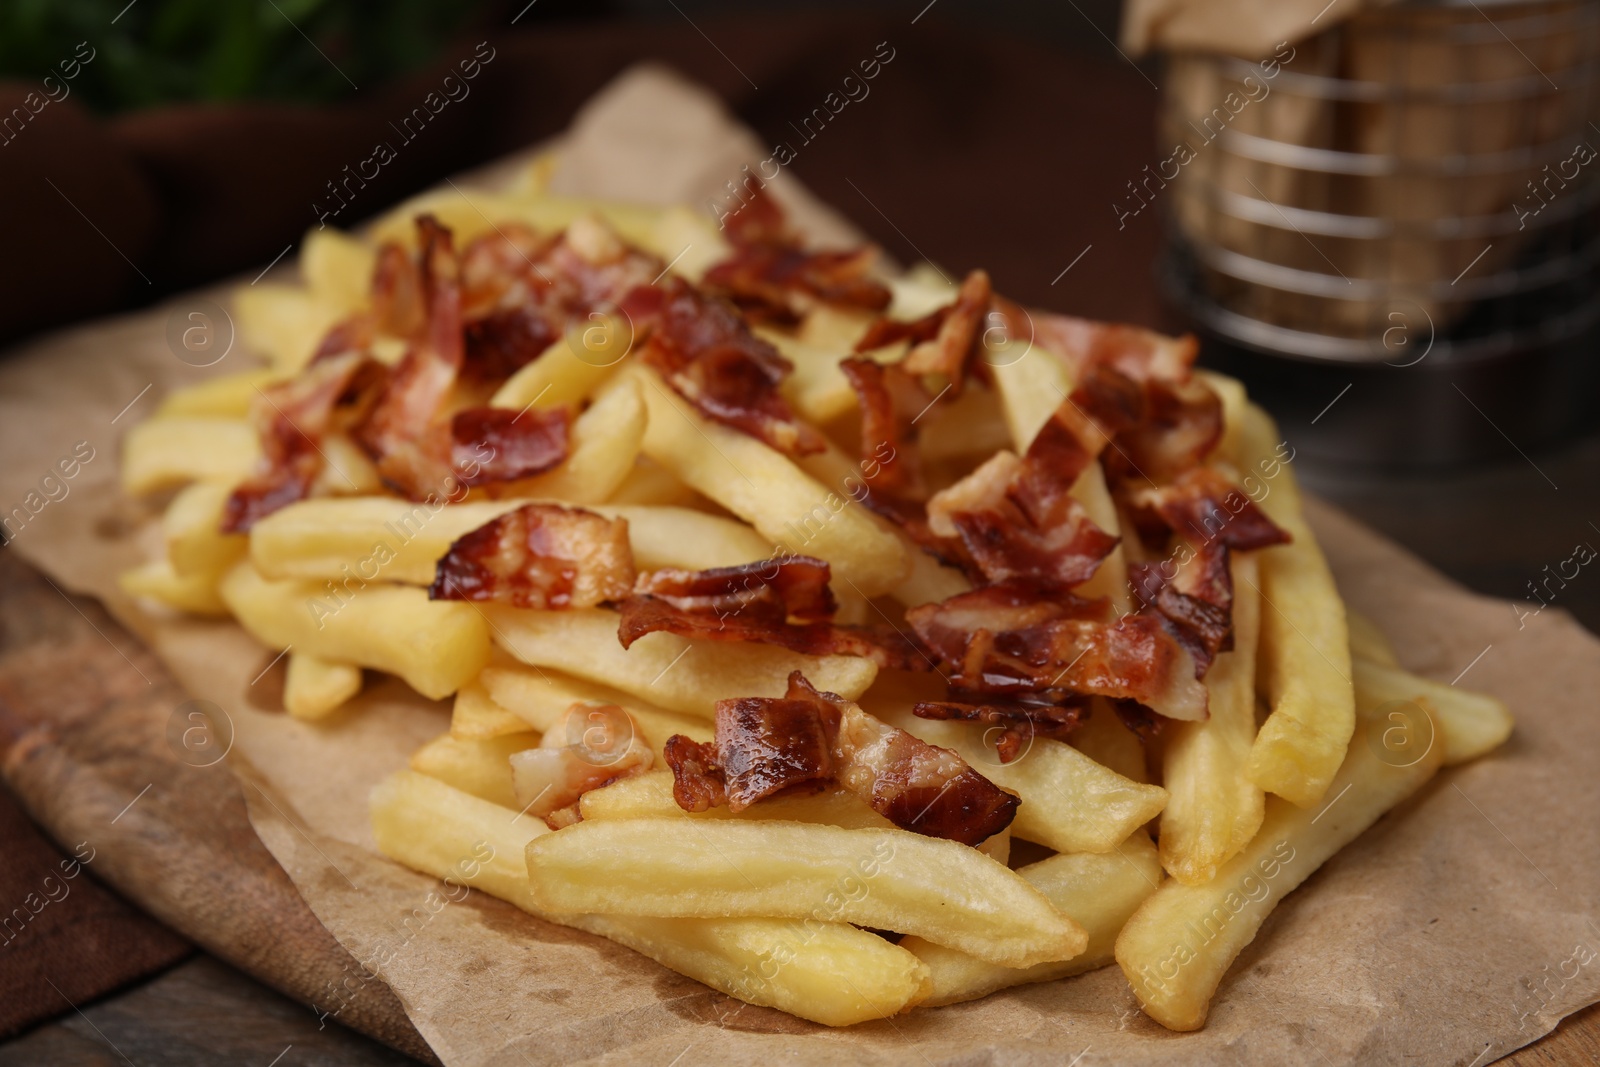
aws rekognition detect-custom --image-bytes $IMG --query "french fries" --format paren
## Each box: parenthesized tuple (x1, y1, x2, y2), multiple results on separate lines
(1158, 550, 1265, 884)
(248, 497, 772, 586)
(484, 606, 878, 718)
(119, 187, 1518, 1035)
(579, 770, 891, 830)
(1115, 697, 1444, 1030)
(283, 652, 363, 721)
(1240, 402, 1356, 807)
(371, 770, 932, 1025)
(122, 417, 261, 496)
(525, 818, 1088, 968)
(635, 367, 908, 597)
(219, 562, 490, 700)
(903, 832, 1162, 1005)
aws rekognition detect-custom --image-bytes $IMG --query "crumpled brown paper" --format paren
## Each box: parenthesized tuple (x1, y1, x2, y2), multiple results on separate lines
(2, 64, 1597, 1067)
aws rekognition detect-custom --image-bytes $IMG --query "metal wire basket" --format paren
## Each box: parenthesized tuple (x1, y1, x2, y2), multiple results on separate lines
(1159, 0, 1600, 461)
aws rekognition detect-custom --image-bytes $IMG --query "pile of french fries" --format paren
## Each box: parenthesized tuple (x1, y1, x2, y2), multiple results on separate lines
(118, 167, 1513, 1031)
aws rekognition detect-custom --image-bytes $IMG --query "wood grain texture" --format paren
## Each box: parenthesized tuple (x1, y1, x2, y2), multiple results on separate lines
(0, 541, 1594, 1065)
(0, 552, 435, 1066)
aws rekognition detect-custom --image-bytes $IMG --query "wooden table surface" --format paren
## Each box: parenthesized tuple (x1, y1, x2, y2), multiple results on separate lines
(1, 431, 1597, 1067)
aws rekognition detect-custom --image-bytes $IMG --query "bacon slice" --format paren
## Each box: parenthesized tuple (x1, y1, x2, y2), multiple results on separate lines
(448, 406, 570, 488)
(856, 270, 992, 392)
(1123, 467, 1291, 553)
(462, 305, 558, 383)
(371, 241, 426, 339)
(615, 557, 927, 670)
(913, 690, 1088, 763)
(839, 358, 928, 498)
(636, 278, 823, 456)
(926, 448, 1118, 589)
(663, 672, 1017, 845)
(905, 582, 1209, 722)
(222, 351, 387, 532)
(511, 703, 654, 829)
(1129, 540, 1235, 677)
(1032, 312, 1200, 386)
(429, 503, 634, 609)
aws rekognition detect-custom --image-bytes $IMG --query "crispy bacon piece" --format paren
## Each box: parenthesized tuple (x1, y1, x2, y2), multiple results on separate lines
(705, 185, 891, 324)
(311, 314, 377, 363)
(855, 270, 993, 393)
(715, 695, 837, 811)
(459, 223, 554, 318)
(663, 735, 728, 813)
(1129, 540, 1235, 676)
(913, 690, 1088, 763)
(637, 278, 824, 456)
(462, 306, 558, 383)
(905, 582, 1210, 722)
(839, 358, 927, 497)
(222, 352, 387, 532)
(1102, 377, 1225, 487)
(429, 503, 634, 608)
(371, 241, 426, 339)
(448, 406, 570, 488)
(616, 557, 927, 670)
(1123, 467, 1291, 553)
(1032, 312, 1199, 386)
(926, 449, 1118, 589)
(664, 672, 1017, 845)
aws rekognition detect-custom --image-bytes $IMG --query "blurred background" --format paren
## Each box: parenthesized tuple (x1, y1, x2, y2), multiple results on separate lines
(0, 1, 1597, 1060)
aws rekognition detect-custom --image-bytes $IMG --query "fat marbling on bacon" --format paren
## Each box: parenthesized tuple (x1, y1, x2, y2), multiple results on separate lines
(430, 502, 634, 609)
(616, 556, 927, 671)
(663, 672, 1018, 846)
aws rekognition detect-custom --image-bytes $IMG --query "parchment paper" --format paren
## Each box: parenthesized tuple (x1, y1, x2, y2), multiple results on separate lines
(3, 65, 1598, 1066)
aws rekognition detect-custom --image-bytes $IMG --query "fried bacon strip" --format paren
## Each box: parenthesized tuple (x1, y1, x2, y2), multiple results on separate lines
(512, 703, 654, 829)
(855, 269, 993, 392)
(631, 278, 824, 456)
(913, 690, 1089, 764)
(615, 556, 926, 670)
(704, 185, 891, 324)
(905, 582, 1210, 722)
(663, 672, 1018, 845)
(1122, 467, 1290, 553)
(429, 503, 634, 609)
(1128, 540, 1235, 677)
(222, 351, 387, 532)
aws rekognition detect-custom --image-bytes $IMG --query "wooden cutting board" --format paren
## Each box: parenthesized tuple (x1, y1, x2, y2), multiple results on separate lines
(0, 548, 1593, 1066)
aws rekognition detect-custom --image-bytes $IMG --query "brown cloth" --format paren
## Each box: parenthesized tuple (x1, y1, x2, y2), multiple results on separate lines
(0, 10, 1163, 347)
(0, 781, 191, 1039)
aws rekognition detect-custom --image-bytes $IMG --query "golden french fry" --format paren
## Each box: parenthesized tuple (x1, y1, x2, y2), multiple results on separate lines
(1240, 402, 1355, 807)
(368, 190, 669, 255)
(162, 480, 248, 577)
(233, 283, 342, 374)
(761, 329, 858, 425)
(489, 335, 621, 414)
(410, 732, 539, 810)
(1159, 550, 1265, 884)
(1116, 699, 1443, 1031)
(155, 370, 279, 420)
(122, 417, 261, 496)
(248, 497, 771, 586)
(635, 367, 908, 596)
(904, 832, 1162, 1005)
(283, 652, 362, 720)
(479, 663, 711, 751)
(219, 562, 489, 700)
(874, 706, 1167, 855)
(313, 433, 384, 496)
(118, 558, 231, 616)
(604, 457, 697, 507)
(1070, 700, 1149, 784)
(1353, 658, 1512, 766)
(797, 305, 876, 352)
(915, 385, 1013, 462)
(578, 769, 891, 830)
(508, 375, 644, 503)
(300, 227, 375, 314)
(450, 679, 530, 740)
(1347, 610, 1399, 668)
(370, 770, 931, 1026)
(485, 606, 877, 718)
(1195, 369, 1247, 465)
(525, 817, 1087, 968)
